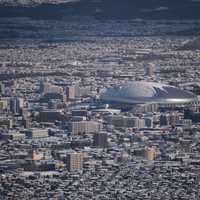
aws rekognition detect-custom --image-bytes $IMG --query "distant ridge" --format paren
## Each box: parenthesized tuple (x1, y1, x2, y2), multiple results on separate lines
(0, 0, 200, 20)
(0, 0, 81, 6)
(180, 37, 200, 50)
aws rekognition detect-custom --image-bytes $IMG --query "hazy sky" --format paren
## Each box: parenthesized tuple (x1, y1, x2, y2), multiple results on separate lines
(0, 0, 81, 5)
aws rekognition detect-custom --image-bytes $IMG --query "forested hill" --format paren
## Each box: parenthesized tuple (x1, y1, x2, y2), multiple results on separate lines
(0, 0, 200, 20)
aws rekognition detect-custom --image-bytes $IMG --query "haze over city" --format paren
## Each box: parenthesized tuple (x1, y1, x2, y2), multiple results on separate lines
(0, 1, 200, 200)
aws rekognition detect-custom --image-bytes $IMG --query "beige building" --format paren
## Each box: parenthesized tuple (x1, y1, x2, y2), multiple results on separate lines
(70, 121, 102, 135)
(66, 86, 76, 100)
(66, 152, 83, 172)
(26, 128, 49, 139)
(144, 147, 157, 161)
(42, 82, 63, 94)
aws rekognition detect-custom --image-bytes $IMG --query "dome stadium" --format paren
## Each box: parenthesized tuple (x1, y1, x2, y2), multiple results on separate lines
(101, 81, 197, 105)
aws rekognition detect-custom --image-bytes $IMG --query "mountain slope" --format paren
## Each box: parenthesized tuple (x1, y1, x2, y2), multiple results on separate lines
(0, 0, 200, 20)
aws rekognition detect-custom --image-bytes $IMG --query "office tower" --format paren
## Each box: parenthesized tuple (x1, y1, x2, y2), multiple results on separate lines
(93, 132, 108, 148)
(66, 152, 83, 172)
(10, 97, 23, 115)
(70, 121, 102, 135)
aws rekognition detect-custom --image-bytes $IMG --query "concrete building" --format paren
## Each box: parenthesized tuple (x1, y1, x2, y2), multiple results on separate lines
(66, 86, 76, 100)
(93, 132, 108, 148)
(65, 152, 83, 172)
(144, 147, 157, 161)
(69, 121, 102, 135)
(10, 97, 23, 115)
(143, 117, 154, 128)
(146, 63, 155, 77)
(0, 117, 13, 129)
(104, 115, 145, 129)
(25, 128, 49, 139)
(38, 110, 65, 123)
(40, 82, 63, 95)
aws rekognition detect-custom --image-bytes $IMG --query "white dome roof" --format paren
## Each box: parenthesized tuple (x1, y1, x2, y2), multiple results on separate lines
(101, 81, 197, 104)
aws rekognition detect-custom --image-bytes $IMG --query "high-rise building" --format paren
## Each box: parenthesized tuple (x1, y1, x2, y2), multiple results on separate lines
(69, 121, 102, 135)
(93, 132, 108, 148)
(65, 152, 83, 172)
(10, 97, 23, 115)
(66, 86, 75, 100)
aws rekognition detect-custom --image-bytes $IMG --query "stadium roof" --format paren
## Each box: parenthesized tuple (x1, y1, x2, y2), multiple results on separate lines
(101, 81, 197, 104)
